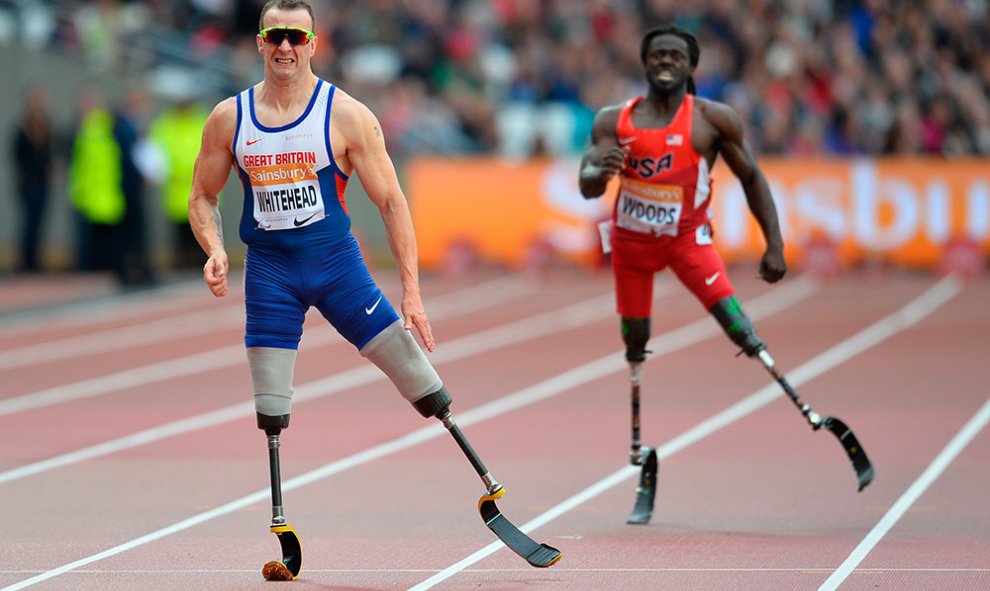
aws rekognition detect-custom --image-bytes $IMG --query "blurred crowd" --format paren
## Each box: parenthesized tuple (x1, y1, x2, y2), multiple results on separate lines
(3, 0, 989, 277)
(5, 0, 990, 161)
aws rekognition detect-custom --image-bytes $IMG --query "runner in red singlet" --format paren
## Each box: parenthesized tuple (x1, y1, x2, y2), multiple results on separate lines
(579, 24, 786, 374)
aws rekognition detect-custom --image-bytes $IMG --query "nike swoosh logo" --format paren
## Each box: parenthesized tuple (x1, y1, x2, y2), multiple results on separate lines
(705, 272, 721, 286)
(365, 296, 382, 315)
(618, 137, 637, 145)
(246, 138, 263, 146)
(293, 212, 319, 227)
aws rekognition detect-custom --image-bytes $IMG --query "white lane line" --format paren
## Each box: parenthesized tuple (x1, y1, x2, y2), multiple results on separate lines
(0, 276, 808, 483)
(0, 279, 816, 590)
(407, 275, 962, 591)
(0, 308, 244, 370)
(0, 275, 529, 370)
(0, 276, 535, 416)
(818, 395, 990, 591)
(0, 344, 250, 416)
(0, 281, 206, 335)
(0, 286, 655, 483)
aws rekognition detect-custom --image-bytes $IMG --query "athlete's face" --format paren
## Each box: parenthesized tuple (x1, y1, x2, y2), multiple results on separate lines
(257, 8, 317, 80)
(642, 35, 691, 94)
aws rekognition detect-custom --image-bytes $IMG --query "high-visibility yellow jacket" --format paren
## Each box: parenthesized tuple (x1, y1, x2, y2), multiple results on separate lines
(150, 105, 209, 223)
(68, 109, 125, 224)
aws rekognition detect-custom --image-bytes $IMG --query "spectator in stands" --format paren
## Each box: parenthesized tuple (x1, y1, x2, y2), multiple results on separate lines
(13, 0, 990, 159)
(10, 85, 54, 273)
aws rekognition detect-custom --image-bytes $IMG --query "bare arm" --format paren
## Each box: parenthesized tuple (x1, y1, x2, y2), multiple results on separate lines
(335, 96, 435, 351)
(188, 98, 237, 297)
(579, 106, 625, 198)
(707, 102, 786, 283)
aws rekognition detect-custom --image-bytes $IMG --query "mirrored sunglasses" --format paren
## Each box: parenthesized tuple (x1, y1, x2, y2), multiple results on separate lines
(260, 26, 314, 46)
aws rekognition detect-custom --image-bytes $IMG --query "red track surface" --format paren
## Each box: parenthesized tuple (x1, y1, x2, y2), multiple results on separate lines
(1, 268, 987, 590)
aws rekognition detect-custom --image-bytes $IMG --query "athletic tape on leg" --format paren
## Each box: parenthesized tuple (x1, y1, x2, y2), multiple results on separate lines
(360, 319, 442, 402)
(247, 347, 297, 416)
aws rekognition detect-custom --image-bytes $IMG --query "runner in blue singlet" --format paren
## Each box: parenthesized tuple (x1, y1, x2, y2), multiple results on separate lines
(186, 3, 565, 579)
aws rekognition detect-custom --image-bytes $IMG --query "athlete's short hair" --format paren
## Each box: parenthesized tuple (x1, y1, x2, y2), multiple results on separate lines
(259, 0, 316, 31)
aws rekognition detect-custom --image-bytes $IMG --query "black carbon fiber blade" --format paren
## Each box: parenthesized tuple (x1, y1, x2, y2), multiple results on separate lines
(627, 447, 658, 524)
(478, 488, 562, 568)
(821, 416, 875, 492)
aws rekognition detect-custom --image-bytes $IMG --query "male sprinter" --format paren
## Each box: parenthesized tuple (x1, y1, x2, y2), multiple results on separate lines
(578, 25, 786, 510)
(580, 23, 786, 402)
(579, 25, 873, 500)
(189, 0, 561, 578)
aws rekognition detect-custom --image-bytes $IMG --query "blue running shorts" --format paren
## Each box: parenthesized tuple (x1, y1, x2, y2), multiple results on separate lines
(243, 233, 399, 350)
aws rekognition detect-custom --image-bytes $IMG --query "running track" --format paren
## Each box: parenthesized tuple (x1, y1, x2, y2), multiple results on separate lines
(0, 267, 987, 590)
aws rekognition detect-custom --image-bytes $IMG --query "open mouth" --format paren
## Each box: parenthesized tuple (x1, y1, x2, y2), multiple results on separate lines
(657, 70, 674, 82)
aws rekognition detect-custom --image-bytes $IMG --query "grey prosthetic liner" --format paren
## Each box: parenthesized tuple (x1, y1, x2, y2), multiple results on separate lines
(621, 317, 652, 363)
(708, 295, 766, 357)
(248, 347, 298, 431)
(359, 319, 445, 415)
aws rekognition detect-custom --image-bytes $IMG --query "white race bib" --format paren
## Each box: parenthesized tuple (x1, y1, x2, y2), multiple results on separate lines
(248, 162, 326, 231)
(615, 178, 684, 237)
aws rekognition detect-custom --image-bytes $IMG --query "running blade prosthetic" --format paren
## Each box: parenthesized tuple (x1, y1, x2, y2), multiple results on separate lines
(627, 446, 658, 525)
(262, 524, 301, 581)
(478, 487, 562, 568)
(820, 416, 875, 491)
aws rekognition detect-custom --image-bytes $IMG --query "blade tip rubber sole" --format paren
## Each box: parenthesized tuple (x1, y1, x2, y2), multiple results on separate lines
(480, 495, 563, 568)
(527, 545, 563, 568)
(262, 560, 294, 581)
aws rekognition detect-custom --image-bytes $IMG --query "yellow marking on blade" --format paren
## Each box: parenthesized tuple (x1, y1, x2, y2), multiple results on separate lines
(477, 487, 506, 510)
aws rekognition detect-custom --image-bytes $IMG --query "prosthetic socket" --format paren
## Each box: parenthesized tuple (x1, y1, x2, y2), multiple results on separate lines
(708, 296, 765, 357)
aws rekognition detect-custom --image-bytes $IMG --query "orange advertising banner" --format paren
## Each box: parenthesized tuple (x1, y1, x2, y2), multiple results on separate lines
(407, 157, 989, 271)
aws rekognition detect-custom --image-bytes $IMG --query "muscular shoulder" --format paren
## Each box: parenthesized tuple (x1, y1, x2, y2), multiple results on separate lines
(202, 96, 238, 149)
(593, 104, 623, 129)
(590, 103, 624, 142)
(328, 87, 387, 174)
(207, 96, 237, 125)
(329, 88, 378, 140)
(695, 97, 743, 142)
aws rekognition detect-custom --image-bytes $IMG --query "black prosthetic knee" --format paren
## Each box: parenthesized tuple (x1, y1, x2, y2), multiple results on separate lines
(412, 386, 452, 419)
(709, 296, 765, 357)
(621, 317, 651, 363)
(257, 412, 290, 436)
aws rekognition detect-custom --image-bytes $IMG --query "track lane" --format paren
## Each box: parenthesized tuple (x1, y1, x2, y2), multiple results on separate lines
(1, 272, 984, 591)
(0, 272, 816, 591)
(0, 273, 642, 478)
(399, 274, 966, 590)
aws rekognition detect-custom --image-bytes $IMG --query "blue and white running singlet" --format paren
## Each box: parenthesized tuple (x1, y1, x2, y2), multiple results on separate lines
(234, 79, 351, 250)
(234, 79, 399, 350)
